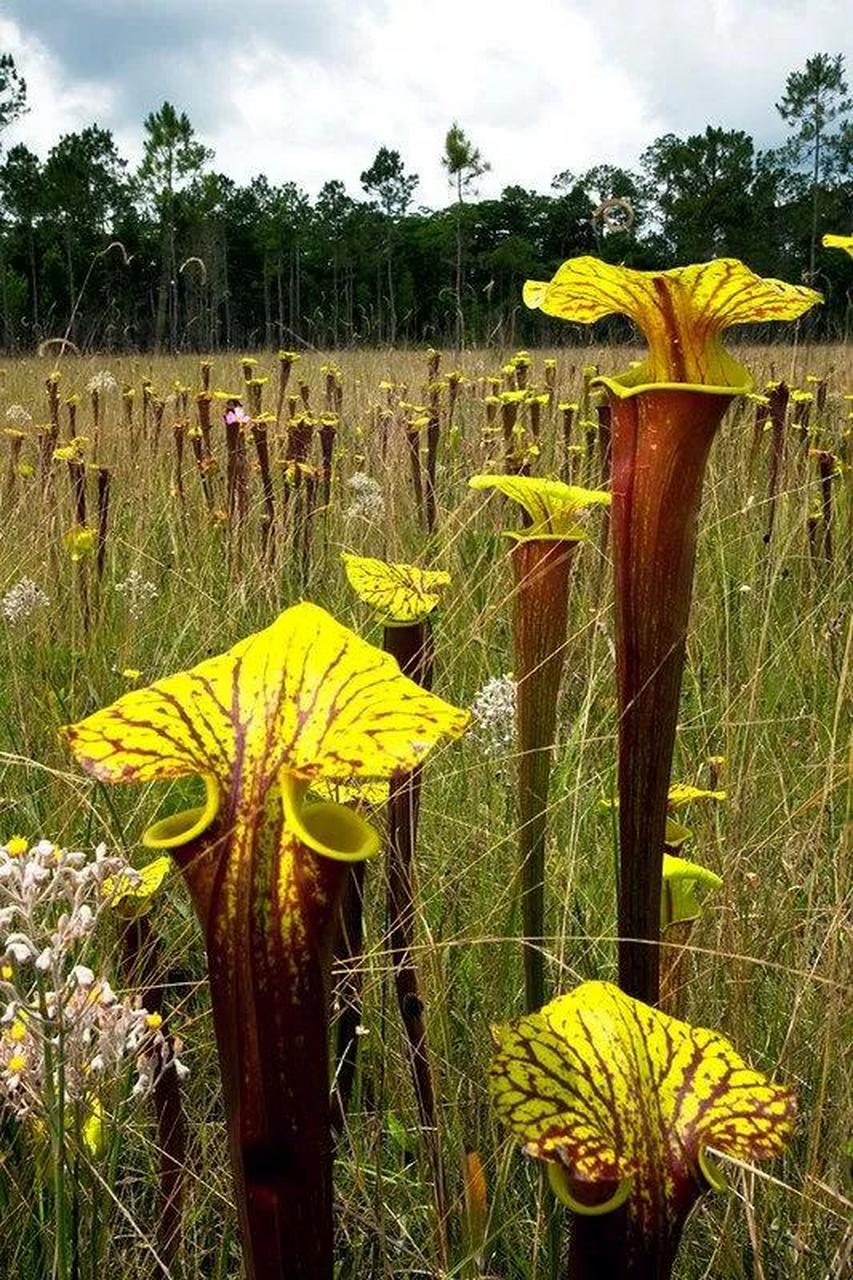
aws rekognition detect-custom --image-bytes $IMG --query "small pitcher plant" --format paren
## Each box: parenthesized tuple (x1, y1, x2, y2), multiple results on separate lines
(490, 981, 795, 1280)
(469, 474, 610, 1010)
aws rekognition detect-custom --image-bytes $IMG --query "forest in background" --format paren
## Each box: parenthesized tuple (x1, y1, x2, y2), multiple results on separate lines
(0, 49, 851, 351)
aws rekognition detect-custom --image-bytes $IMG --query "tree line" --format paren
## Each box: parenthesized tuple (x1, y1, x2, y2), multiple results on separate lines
(0, 50, 850, 352)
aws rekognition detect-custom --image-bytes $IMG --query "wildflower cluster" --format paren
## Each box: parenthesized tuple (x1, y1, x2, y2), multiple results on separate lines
(5, 403, 32, 426)
(470, 674, 517, 760)
(86, 370, 118, 395)
(115, 567, 158, 619)
(345, 471, 385, 521)
(0, 838, 180, 1130)
(1, 576, 50, 625)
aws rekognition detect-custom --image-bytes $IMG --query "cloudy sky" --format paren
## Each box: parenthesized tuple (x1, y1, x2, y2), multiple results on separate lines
(1, 0, 851, 207)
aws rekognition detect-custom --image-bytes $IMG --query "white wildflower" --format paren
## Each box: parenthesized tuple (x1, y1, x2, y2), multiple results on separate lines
(2, 578, 50, 625)
(87, 370, 118, 395)
(345, 472, 385, 521)
(115, 568, 158, 620)
(0, 839, 175, 1121)
(470, 674, 517, 760)
(5, 404, 32, 426)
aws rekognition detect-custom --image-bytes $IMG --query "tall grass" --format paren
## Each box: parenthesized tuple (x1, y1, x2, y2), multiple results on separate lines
(0, 343, 848, 1278)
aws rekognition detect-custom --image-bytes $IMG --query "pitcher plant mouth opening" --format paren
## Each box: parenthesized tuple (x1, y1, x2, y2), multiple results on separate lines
(143, 773, 221, 849)
(281, 771, 381, 862)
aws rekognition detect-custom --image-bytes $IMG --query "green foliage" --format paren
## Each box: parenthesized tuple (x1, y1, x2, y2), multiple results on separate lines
(0, 59, 850, 349)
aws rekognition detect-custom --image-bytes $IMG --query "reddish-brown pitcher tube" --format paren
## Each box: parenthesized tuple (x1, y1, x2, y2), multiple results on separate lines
(566, 1198, 689, 1280)
(607, 386, 733, 1005)
(511, 538, 576, 1012)
(382, 621, 449, 1262)
(174, 818, 349, 1280)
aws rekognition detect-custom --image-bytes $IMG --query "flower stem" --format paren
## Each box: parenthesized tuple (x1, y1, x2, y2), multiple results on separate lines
(382, 621, 449, 1266)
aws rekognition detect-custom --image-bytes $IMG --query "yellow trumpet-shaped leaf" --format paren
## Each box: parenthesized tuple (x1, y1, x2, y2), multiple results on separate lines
(490, 981, 794, 1234)
(469, 473, 611, 541)
(64, 602, 467, 788)
(524, 257, 821, 391)
(342, 553, 451, 624)
(823, 233, 853, 258)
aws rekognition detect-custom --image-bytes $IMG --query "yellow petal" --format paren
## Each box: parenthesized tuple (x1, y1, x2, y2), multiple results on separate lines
(469, 473, 610, 541)
(524, 256, 821, 388)
(342, 553, 451, 623)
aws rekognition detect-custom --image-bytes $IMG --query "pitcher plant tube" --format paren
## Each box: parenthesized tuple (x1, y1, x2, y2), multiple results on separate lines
(62, 602, 468, 1280)
(524, 256, 820, 1004)
(469, 474, 611, 1011)
(490, 980, 795, 1280)
(342, 551, 453, 1255)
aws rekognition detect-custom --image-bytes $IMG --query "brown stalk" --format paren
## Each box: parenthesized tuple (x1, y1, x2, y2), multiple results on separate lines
(511, 538, 576, 1011)
(330, 857, 366, 1134)
(763, 382, 789, 546)
(120, 914, 188, 1273)
(251, 419, 277, 559)
(96, 466, 110, 584)
(608, 387, 733, 1005)
(560, 404, 576, 482)
(382, 620, 449, 1268)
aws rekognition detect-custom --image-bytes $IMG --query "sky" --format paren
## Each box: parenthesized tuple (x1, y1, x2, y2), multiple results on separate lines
(1, 0, 851, 208)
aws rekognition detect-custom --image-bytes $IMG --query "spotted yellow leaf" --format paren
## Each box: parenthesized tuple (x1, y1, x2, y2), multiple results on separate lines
(102, 855, 172, 918)
(490, 981, 794, 1236)
(524, 257, 821, 389)
(469, 474, 610, 542)
(342, 553, 450, 624)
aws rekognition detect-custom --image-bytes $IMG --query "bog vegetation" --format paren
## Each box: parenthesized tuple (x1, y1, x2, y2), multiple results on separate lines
(0, 36, 850, 1280)
(0, 325, 848, 1277)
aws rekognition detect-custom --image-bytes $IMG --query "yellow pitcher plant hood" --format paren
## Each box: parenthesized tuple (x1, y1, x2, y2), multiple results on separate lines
(490, 981, 794, 1231)
(342, 553, 451, 625)
(661, 853, 723, 930)
(822, 233, 853, 258)
(523, 257, 821, 394)
(469, 473, 611, 541)
(63, 600, 468, 858)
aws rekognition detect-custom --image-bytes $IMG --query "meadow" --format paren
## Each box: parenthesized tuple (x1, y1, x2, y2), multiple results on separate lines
(0, 340, 849, 1279)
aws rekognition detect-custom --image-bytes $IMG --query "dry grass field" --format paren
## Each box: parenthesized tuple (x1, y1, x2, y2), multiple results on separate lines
(0, 340, 848, 1279)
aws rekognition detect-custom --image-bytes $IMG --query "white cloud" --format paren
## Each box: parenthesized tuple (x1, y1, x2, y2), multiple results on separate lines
(0, 18, 116, 157)
(214, 0, 661, 204)
(2, 0, 852, 202)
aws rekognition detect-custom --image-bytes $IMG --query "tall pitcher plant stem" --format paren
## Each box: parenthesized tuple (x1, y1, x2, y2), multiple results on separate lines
(342, 553, 453, 1252)
(469, 476, 610, 1011)
(525, 257, 820, 1005)
(62, 603, 468, 1280)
